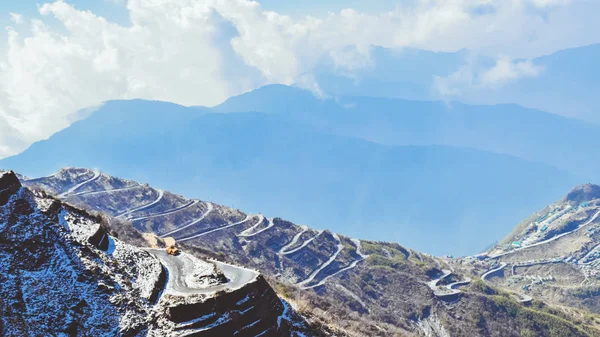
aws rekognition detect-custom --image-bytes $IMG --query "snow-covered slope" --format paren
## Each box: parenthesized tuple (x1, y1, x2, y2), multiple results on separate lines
(0, 171, 317, 337)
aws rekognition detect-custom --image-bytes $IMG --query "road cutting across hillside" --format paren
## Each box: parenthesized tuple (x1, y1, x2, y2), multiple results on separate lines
(145, 249, 258, 295)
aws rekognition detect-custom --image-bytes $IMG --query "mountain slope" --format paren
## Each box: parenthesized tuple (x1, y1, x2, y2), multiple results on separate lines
(313, 46, 470, 101)
(0, 102, 580, 255)
(463, 182, 600, 317)
(17, 167, 600, 337)
(215, 84, 600, 181)
(0, 171, 315, 337)
(469, 43, 600, 123)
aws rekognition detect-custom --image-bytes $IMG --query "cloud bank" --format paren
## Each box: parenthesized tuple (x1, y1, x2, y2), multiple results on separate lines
(0, 0, 599, 158)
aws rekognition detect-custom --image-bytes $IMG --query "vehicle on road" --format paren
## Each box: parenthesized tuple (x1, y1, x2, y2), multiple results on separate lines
(166, 245, 180, 256)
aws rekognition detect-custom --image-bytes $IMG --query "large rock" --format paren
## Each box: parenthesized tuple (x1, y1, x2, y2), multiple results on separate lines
(562, 183, 600, 204)
(0, 171, 21, 206)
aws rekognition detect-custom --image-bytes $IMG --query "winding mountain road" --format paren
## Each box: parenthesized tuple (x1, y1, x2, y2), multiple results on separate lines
(425, 270, 469, 298)
(427, 270, 453, 289)
(482, 263, 508, 280)
(278, 226, 309, 255)
(58, 170, 101, 198)
(145, 249, 258, 295)
(280, 231, 323, 256)
(304, 239, 369, 289)
(237, 215, 265, 237)
(297, 234, 344, 289)
(116, 189, 165, 218)
(239, 217, 275, 238)
(160, 202, 214, 238)
(71, 185, 141, 197)
(352, 239, 368, 259)
(129, 200, 199, 222)
(581, 243, 600, 264)
(446, 278, 472, 290)
(490, 209, 600, 259)
(177, 215, 253, 242)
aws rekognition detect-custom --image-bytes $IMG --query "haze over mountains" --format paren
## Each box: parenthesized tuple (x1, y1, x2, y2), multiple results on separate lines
(215, 84, 600, 180)
(0, 93, 584, 256)
(313, 44, 600, 123)
(3, 44, 600, 256)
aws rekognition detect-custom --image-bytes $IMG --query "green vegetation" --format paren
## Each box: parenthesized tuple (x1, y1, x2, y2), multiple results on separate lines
(362, 241, 411, 271)
(366, 254, 407, 270)
(465, 279, 600, 336)
(470, 278, 498, 295)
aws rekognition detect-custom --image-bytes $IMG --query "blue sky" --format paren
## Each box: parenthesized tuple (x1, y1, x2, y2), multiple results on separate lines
(0, 0, 128, 25)
(1, 0, 398, 24)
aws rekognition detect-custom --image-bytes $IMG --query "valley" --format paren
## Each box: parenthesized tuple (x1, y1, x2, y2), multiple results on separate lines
(0, 98, 581, 256)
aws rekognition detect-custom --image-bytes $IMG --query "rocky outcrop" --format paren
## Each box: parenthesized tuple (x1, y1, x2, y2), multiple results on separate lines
(0, 176, 317, 336)
(166, 276, 285, 336)
(562, 183, 600, 204)
(87, 225, 110, 251)
(0, 171, 21, 206)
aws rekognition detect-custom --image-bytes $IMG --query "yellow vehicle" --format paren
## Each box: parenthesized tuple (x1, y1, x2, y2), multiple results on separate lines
(166, 246, 180, 256)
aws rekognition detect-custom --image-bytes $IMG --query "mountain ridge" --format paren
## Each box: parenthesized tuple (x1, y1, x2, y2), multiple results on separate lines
(0, 106, 580, 255)
(15, 167, 600, 337)
(214, 84, 600, 182)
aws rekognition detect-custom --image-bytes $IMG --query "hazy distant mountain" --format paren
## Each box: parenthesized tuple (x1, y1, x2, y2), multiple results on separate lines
(215, 84, 600, 180)
(311, 44, 600, 123)
(0, 100, 578, 255)
(313, 46, 472, 101)
(480, 43, 600, 123)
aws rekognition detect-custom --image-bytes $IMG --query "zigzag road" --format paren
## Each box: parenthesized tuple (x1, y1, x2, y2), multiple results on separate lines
(129, 200, 199, 222)
(278, 226, 309, 255)
(71, 185, 141, 197)
(237, 215, 265, 237)
(58, 170, 101, 198)
(490, 209, 600, 259)
(297, 234, 344, 289)
(177, 214, 253, 242)
(160, 203, 214, 238)
(304, 239, 369, 289)
(116, 189, 165, 218)
(239, 217, 275, 238)
(279, 231, 323, 256)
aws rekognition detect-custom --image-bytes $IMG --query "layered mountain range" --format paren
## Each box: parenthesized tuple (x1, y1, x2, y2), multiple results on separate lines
(1, 88, 592, 255)
(9, 167, 600, 337)
(314, 44, 600, 124)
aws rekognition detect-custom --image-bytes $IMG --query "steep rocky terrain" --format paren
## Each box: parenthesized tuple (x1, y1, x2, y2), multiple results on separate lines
(17, 167, 600, 336)
(0, 171, 316, 336)
(452, 183, 600, 317)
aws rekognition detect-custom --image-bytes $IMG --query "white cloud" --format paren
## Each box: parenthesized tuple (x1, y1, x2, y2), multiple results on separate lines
(434, 56, 544, 97)
(480, 56, 543, 88)
(9, 13, 23, 25)
(529, 0, 572, 7)
(0, 0, 598, 158)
